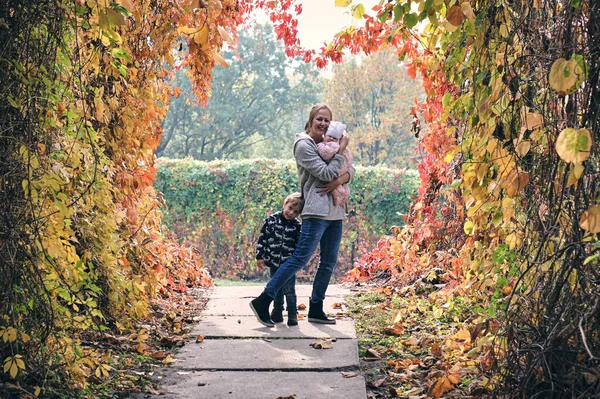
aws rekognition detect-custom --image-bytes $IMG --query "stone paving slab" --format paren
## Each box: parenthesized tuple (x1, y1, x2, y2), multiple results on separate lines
(131, 371, 367, 399)
(203, 296, 349, 316)
(205, 284, 354, 300)
(192, 315, 356, 339)
(176, 338, 360, 370)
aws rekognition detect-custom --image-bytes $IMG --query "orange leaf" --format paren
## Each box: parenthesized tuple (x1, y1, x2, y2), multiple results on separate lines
(383, 322, 403, 336)
(428, 376, 455, 398)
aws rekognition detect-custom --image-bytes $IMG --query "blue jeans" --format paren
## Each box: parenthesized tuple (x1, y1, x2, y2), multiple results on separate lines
(265, 218, 343, 303)
(269, 265, 296, 312)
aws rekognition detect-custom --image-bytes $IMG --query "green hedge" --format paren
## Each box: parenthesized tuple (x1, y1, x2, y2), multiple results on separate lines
(156, 158, 419, 281)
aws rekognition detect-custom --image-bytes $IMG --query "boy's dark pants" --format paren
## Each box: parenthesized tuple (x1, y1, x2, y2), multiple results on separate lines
(269, 265, 296, 312)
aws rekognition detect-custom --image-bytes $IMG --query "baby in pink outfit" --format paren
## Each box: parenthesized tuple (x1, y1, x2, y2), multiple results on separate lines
(317, 121, 353, 206)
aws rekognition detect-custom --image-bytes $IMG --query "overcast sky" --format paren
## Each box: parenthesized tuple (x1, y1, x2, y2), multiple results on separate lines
(292, 0, 380, 50)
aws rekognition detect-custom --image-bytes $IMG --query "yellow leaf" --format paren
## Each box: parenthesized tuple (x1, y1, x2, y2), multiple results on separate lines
(573, 162, 584, 180)
(580, 205, 600, 233)
(335, 0, 352, 7)
(453, 328, 471, 341)
(178, 26, 197, 35)
(352, 3, 366, 19)
(194, 25, 209, 46)
(34, 387, 41, 397)
(514, 140, 531, 157)
(555, 128, 592, 163)
(505, 232, 521, 250)
(549, 58, 581, 94)
(463, 220, 476, 236)
(10, 361, 18, 378)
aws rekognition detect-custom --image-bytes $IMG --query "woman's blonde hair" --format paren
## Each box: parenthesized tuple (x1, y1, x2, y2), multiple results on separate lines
(304, 103, 333, 133)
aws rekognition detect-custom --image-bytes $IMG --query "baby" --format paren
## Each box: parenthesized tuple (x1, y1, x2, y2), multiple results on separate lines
(317, 121, 353, 206)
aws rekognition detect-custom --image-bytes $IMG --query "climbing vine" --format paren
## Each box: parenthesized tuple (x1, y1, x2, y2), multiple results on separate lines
(2, 0, 598, 396)
(303, 0, 599, 396)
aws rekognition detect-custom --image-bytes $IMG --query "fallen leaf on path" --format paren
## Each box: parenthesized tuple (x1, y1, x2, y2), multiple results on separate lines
(310, 339, 334, 349)
(162, 355, 177, 364)
(143, 385, 162, 394)
(196, 335, 204, 343)
(332, 302, 343, 309)
(298, 303, 307, 310)
(341, 371, 359, 378)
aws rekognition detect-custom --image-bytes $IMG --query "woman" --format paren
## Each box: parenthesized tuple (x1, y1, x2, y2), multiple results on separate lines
(250, 104, 354, 327)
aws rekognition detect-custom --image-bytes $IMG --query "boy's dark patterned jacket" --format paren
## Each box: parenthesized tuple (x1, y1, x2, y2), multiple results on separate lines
(256, 211, 301, 269)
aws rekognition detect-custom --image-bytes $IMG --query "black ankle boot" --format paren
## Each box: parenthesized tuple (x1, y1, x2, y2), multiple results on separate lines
(270, 309, 284, 323)
(308, 300, 336, 324)
(287, 311, 298, 326)
(250, 291, 274, 327)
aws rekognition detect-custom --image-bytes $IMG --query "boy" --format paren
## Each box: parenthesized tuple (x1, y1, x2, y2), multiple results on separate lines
(255, 193, 304, 326)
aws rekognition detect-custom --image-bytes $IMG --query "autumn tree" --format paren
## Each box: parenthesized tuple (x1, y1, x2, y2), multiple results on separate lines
(159, 22, 321, 161)
(323, 48, 424, 168)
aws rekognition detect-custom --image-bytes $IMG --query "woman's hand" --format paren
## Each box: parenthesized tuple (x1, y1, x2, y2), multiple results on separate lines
(338, 132, 350, 154)
(316, 178, 342, 195)
(317, 171, 351, 196)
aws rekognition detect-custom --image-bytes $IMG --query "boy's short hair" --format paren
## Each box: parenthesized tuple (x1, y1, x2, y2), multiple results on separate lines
(284, 192, 304, 210)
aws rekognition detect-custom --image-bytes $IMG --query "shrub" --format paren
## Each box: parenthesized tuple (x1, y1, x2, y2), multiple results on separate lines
(156, 158, 419, 281)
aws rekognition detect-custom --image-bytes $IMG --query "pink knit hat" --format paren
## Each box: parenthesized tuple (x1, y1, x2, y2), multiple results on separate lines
(327, 121, 346, 139)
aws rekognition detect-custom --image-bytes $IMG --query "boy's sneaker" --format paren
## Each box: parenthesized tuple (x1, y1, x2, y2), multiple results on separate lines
(249, 291, 274, 327)
(270, 309, 284, 323)
(287, 311, 298, 326)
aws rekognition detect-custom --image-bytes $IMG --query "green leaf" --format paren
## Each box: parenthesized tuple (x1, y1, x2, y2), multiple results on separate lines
(442, 92, 453, 107)
(403, 13, 419, 28)
(7, 96, 20, 108)
(393, 4, 405, 22)
(111, 48, 132, 63)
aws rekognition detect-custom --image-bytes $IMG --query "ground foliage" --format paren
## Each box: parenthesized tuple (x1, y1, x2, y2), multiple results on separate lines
(349, 285, 497, 398)
(156, 157, 419, 281)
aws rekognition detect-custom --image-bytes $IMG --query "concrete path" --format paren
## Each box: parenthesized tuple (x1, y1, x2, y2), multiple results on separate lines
(132, 284, 366, 399)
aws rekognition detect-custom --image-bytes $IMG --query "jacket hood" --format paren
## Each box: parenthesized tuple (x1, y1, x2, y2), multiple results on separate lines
(294, 131, 315, 147)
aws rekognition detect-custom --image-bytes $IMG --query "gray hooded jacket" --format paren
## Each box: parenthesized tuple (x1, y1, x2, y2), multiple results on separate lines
(293, 132, 355, 219)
